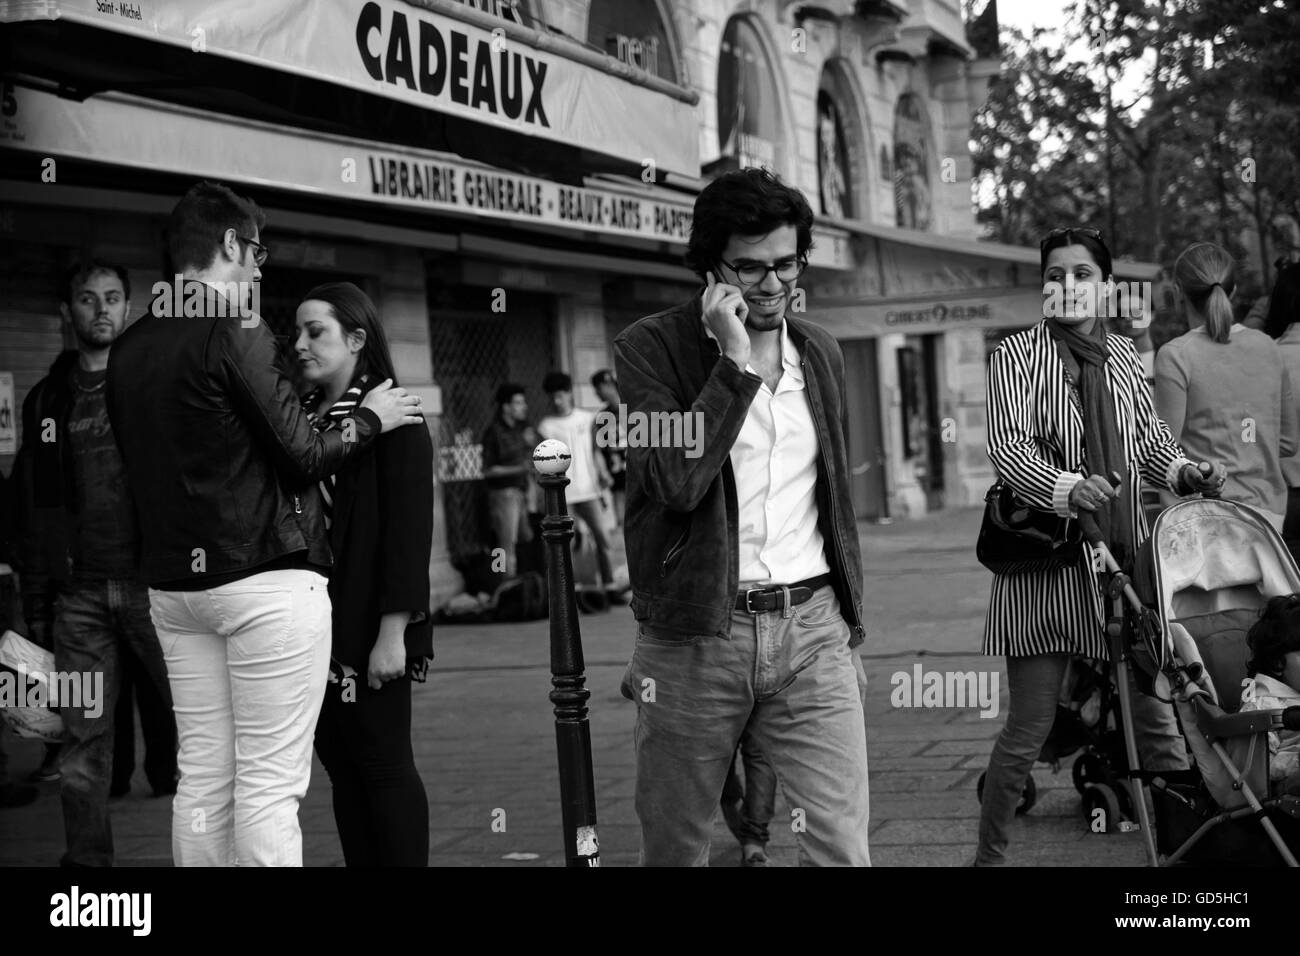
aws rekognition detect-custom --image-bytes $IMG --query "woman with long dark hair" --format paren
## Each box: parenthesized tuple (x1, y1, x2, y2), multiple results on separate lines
(975, 227, 1226, 866)
(1154, 242, 1297, 532)
(295, 282, 433, 866)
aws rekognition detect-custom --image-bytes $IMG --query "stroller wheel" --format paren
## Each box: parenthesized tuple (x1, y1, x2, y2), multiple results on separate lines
(1082, 783, 1122, 834)
(1071, 753, 1107, 794)
(976, 771, 1038, 815)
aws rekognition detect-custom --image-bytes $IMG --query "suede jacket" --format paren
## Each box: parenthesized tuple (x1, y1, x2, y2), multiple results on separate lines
(613, 293, 866, 646)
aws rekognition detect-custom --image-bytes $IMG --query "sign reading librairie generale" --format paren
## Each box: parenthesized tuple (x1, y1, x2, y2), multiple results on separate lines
(1, 84, 698, 246)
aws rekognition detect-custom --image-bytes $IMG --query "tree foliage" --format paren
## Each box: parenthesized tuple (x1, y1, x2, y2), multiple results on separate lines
(971, 0, 1300, 344)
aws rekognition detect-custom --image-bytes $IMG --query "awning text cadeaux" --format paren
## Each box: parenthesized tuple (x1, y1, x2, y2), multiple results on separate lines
(4, 0, 699, 178)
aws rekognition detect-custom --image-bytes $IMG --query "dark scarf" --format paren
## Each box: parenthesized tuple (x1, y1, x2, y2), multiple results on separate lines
(1045, 319, 1135, 569)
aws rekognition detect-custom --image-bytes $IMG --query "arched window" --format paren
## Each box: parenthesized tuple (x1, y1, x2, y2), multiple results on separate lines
(717, 16, 784, 171)
(893, 93, 932, 230)
(586, 0, 677, 82)
(817, 90, 853, 218)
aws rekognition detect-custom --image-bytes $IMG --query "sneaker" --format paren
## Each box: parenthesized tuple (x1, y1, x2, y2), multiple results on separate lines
(741, 843, 769, 867)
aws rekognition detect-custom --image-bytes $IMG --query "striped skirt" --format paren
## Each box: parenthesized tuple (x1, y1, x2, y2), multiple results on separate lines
(982, 554, 1108, 659)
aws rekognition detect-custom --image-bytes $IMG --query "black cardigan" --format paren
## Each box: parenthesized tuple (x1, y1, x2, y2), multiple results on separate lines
(326, 415, 435, 671)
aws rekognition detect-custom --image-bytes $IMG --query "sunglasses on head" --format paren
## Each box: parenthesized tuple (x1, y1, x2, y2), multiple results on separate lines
(1040, 227, 1103, 249)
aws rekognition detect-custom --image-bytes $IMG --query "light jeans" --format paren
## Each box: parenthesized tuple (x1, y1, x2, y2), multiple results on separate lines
(976, 652, 1190, 865)
(147, 569, 331, 867)
(486, 486, 531, 578)
(621, 586, 871, 866)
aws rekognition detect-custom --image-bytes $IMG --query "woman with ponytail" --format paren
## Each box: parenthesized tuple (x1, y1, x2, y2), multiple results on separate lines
(1154, 242, 1298, 530)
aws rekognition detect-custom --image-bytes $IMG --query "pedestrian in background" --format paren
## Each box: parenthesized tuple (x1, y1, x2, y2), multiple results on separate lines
(1263, 260, 1300, 563)
(538, 371, 618, 600)
(977, 226, 1225, 866)
(0, 469, 39, 810)
(12, 260, 177, 866)
(591, 369, 627, 529)
(719, 725, 777, 866)
(1154, 241, 1297, 531)
(106, 181, 423, 866)
(297, 282, 433, 867)
(481, 383, 537, 578)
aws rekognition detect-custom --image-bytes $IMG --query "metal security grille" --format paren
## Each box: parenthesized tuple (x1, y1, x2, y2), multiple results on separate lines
(427, 281, 556, 563)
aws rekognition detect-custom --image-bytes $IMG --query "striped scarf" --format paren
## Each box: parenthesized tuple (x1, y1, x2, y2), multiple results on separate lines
(304, 374, 369, 530)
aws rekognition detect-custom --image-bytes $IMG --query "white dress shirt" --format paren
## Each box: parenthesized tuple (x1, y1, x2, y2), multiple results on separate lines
(538, 408, 601, 504)
(708, 319, 831, 585)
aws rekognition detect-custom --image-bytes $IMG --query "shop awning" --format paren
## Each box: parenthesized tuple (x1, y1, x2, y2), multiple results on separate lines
(0, 0, 700, 184)
(816, 212, 1163, 282)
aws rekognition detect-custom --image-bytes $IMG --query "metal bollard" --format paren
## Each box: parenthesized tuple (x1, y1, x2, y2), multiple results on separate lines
(533, 439, 600, 867)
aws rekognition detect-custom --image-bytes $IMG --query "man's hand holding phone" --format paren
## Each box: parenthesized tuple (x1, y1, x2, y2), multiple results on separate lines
(702, 271, 751, 368)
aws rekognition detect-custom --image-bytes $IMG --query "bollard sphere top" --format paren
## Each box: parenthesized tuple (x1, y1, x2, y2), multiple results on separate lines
(533, 439, 572, 475)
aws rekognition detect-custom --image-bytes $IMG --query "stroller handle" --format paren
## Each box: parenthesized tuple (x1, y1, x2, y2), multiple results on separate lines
(1075, 471, 1123, 551)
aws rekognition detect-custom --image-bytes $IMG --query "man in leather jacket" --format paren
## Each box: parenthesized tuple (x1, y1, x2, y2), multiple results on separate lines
(105, 181, 423, 866)
(614, 168, 871, 866)
(12, 260, 177, 865)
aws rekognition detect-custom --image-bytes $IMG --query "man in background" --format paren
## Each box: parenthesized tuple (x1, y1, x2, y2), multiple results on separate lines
(13, 260, 177, 865)
(481, 383, 537, 578)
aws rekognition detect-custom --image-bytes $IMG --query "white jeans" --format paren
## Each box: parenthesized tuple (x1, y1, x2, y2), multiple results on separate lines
(148, 569, 331, 866)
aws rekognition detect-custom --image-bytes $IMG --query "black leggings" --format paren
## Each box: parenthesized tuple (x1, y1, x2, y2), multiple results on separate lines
(314, 673, 429, 866)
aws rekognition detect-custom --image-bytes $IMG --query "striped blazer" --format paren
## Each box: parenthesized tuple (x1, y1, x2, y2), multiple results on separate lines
(983, 321, 1192, 659)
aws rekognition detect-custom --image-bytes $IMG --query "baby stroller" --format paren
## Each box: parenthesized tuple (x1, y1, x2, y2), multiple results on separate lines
(1098, 498, 1300, 866)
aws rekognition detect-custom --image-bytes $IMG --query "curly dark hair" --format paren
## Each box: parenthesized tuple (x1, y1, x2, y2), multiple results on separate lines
(684, 167, 815, 281)
(1246, 595, 1300, 678)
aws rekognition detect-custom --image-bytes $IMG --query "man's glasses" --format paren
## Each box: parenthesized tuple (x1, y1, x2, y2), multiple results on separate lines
(1040, 227, 1102, 250)
(237, 235, 269, 267)
(718, 256, 806, 286)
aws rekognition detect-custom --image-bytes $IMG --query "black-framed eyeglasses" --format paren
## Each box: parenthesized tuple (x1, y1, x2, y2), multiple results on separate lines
(1040, 227, 1102, 250)
(718, 255, 807, 285)
(237, 234, 269, 267)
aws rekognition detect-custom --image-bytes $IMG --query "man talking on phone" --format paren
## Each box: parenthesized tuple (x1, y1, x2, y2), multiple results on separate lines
(614, 167, 870, 866)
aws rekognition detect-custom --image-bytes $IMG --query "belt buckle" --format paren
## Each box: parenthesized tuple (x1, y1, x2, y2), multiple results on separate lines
(743, 587, 765, 614)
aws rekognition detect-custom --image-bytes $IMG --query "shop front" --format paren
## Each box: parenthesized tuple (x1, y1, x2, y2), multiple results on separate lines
(0, 0, 710, 603)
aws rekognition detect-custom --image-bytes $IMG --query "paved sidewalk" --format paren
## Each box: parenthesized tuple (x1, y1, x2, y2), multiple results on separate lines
(0, 507, 1146, 866)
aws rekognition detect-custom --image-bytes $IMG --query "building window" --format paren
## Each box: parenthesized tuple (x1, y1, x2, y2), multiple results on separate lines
(586, 0, 677, 82)
(817, 90, 853, 219)
(717, 16, 784, 171)
(893, 93, 932, 230)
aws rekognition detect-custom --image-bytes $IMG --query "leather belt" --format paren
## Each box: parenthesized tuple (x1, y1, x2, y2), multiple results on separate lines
(734, 574, 832, 614)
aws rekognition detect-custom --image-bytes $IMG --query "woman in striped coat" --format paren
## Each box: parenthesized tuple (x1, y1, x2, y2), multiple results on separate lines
(975, 228, 1227, 866)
